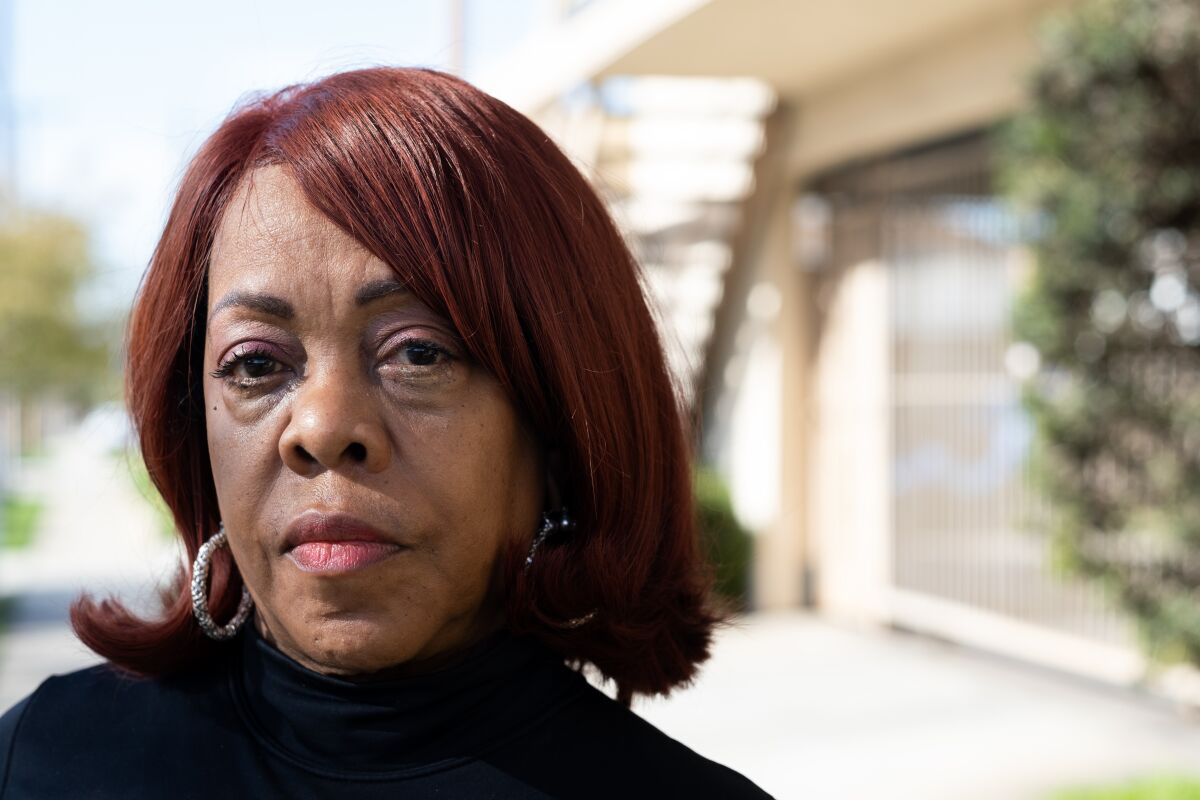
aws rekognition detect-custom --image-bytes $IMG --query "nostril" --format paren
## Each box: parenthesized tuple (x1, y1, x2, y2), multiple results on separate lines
(346, 442, 367, 462)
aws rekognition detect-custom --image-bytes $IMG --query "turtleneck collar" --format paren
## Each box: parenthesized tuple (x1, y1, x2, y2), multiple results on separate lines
(227, 615, 584, 778)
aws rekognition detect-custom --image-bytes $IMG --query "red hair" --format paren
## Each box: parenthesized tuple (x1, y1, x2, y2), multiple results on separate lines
(70, 66, 726, 706)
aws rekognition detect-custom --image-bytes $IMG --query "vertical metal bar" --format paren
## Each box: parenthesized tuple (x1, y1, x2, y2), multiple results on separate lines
(819, 130, 1135, 648)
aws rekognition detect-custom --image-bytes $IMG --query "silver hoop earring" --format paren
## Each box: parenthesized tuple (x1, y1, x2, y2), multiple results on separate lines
(523, 506, 597, 628)
(191, 523, 254, 641)
(524, 507, 575, 571)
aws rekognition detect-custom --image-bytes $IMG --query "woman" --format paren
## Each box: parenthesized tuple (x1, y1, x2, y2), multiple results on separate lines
(0, 67, 772, 799)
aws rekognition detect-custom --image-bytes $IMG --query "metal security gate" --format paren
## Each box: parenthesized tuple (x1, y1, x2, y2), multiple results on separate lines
(813, 131, 1139, 677)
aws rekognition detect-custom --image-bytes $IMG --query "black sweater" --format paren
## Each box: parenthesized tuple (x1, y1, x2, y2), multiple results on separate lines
(0, 620, 773, 798)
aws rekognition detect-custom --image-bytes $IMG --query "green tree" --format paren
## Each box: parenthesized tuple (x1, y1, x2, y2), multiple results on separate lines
(694, 465, 753, 610)
(1000, 0, 1200, 665)
(0, 209, 119, 415)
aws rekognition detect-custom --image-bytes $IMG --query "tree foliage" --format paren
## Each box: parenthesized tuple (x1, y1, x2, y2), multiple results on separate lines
(1000, 0, 1200, 664)
(694, 465, 753, 610)
(0, 209, 118, 408)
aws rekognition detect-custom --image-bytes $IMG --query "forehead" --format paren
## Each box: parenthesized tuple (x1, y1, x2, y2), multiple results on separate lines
(208, 164, 391, 297)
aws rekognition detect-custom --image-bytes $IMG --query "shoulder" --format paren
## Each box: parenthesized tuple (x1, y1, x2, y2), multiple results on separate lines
(0, 691, 33, 796)
(498, 673, 774, 800)
(3, 659, 217, 738)
(0, 660, 233, 798)
(1, 665, 141, 797)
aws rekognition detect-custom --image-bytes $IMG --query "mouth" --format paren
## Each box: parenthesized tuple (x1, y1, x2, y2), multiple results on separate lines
(287, 541, 403, 574)
(282, 509, 407, 575)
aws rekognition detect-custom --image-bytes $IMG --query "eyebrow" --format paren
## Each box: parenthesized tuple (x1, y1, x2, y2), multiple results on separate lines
(353, 278, 409, 306)
(207, 278, 409, 327)
(208, 291, 293, 324)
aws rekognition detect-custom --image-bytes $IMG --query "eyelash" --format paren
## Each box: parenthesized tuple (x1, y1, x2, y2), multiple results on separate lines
(209, 339, 455, 387)
(209, 346, 279, 384)
(387, 339, 456, 372)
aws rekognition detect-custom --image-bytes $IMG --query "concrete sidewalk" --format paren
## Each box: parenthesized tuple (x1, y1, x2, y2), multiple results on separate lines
(0, 424, 180, 596)
(631, 611, 1200, 800)
(0, 423, 179, 709)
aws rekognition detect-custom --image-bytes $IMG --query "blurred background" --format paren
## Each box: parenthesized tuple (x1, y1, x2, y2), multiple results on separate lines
(2, 0, 1200, 797)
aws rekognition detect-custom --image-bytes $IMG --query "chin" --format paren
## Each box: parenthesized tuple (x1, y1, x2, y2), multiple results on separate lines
(291, 613, 429, 676)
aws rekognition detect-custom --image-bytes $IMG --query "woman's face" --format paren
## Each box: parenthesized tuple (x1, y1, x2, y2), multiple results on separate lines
(202, 165, 543, 676)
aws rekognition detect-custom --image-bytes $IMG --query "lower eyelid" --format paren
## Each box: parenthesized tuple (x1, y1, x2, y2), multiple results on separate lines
(381, 358, 455, 382)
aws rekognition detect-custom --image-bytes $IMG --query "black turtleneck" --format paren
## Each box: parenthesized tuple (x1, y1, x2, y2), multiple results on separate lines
(0, 618, 773, 798)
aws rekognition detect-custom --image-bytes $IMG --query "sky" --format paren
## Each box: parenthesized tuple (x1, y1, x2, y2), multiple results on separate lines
(7, 0, 541, 315)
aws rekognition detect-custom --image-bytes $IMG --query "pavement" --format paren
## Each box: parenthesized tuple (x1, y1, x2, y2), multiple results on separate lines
(2, 423, 1200, 799)
(632, 612, 1200, 799)
(0, 420, 180, 708)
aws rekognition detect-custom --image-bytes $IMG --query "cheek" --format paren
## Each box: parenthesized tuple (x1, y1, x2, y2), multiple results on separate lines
(204, 382, 282, 525)
(405, 406, 536, 558)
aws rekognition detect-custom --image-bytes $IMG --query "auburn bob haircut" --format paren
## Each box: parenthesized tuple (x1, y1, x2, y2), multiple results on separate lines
(71, 66, 726, 706)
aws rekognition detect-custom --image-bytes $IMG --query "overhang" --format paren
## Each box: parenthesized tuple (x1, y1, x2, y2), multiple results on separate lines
(482, 0, 1065, 115)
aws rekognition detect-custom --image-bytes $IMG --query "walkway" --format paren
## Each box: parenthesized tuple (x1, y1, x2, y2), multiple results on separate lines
(632, 611, 1200, 799)
(0, 418, 179, 709)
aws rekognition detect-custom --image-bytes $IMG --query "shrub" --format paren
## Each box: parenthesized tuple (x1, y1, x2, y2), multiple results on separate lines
(694, 465, 753, 610)
(1000, 0, 1200, 665)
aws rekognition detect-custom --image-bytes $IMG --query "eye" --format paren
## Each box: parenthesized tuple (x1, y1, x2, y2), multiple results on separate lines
(390, 338, 454, 368)
(209, 346, 286, 386)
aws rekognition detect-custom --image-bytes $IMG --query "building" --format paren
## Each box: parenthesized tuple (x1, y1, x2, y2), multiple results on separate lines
(479, 0, 1200, 697)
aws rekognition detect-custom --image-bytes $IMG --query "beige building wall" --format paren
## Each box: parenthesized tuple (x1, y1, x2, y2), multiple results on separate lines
(726, 2, 1064, 615)
(803, 259, 893, 620)
(785, 5, 1050, 178)
(486, 0, 1072, 617)
(742, 137, 804, 610)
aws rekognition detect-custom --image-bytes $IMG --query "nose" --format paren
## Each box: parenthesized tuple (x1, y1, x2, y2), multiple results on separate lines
(278, 365, 392, 476)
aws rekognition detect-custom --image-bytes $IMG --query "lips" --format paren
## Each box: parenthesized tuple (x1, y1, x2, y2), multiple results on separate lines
(289, 541, 401, 573)
(282, 510, 406, 574)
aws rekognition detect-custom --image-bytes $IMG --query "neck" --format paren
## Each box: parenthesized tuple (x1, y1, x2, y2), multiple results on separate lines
(229, 616, 583, 774)
(251, 609, 506, 681)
